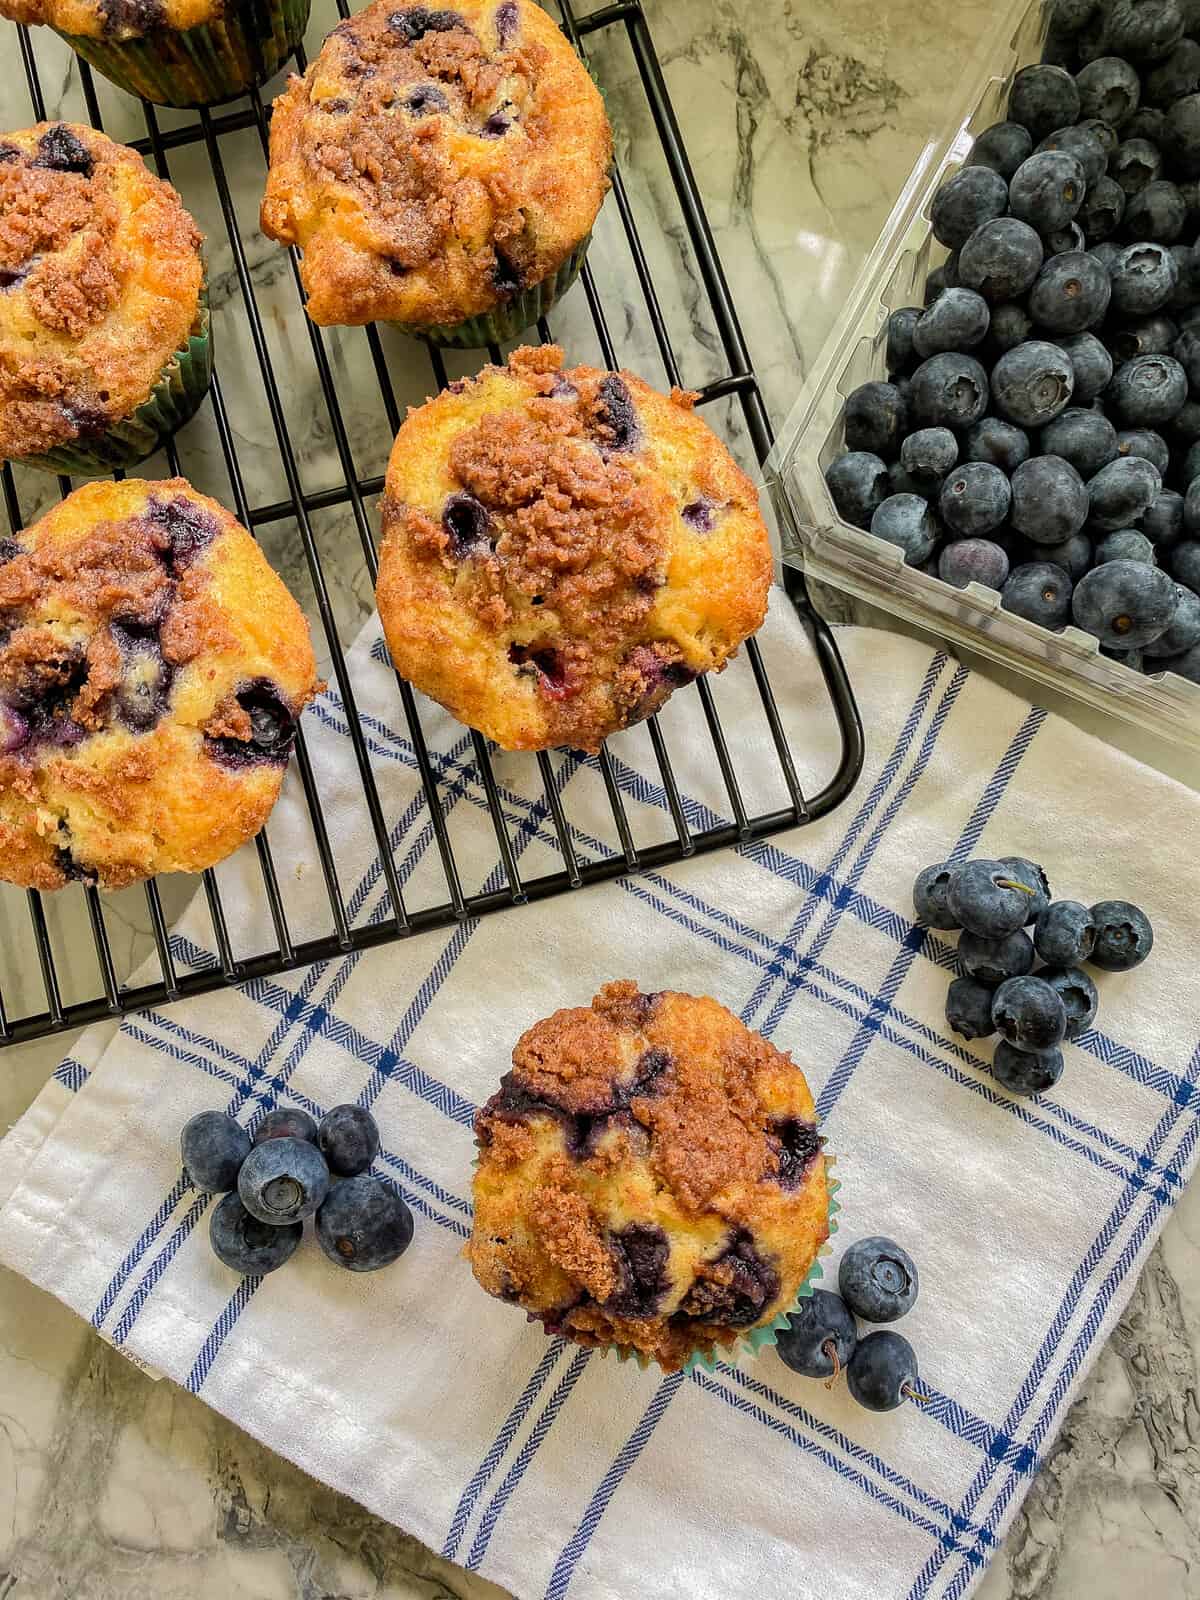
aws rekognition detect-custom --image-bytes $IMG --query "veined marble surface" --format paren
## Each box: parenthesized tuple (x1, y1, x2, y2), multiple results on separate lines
(1, 1, 1198, 1596)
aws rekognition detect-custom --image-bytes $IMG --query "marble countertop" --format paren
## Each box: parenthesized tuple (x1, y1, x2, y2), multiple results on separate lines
(1, 1, 1198, 1596)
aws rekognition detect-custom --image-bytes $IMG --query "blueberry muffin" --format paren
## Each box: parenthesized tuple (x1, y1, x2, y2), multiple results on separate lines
(0, 478, 320, 890)
(260, 0, 611, 346)
(469, 982, 830, 1372)
(0, 122, 211, 475)
(0, 0, 312, 108)
(375, 345, 773, 751)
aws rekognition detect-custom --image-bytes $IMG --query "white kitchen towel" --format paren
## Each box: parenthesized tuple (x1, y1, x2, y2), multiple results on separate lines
(1, 598, 1198, 1600)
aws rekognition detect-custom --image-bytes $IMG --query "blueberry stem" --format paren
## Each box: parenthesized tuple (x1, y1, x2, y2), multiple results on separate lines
(996, 878, 1036, 896)
(822, 1337, 844, 1390)
(901, 1381, 931, 1404)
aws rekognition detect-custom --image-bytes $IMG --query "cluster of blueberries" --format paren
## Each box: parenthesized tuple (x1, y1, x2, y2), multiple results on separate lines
(824, 0, 1200, 676)
(776, 1236, 922, 1412)
(180, 1104, 414, 1276)
(914, 855, 1153, 1095)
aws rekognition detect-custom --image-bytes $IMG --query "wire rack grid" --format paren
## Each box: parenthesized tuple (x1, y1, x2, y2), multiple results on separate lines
(0, 0, 864, 1048)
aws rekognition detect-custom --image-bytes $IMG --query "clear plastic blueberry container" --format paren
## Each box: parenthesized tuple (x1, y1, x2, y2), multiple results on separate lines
(768, 0, 1200, 756)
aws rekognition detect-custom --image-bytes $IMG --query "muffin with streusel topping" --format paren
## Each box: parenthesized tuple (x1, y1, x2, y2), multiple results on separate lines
(260, 0, 611, 346)
(469, 982, 831, 1372)
(0, 122, 210, 475)
(375, 345, 773, 752)
(0, 477, 320, 890)
(0, 0, 311, 108)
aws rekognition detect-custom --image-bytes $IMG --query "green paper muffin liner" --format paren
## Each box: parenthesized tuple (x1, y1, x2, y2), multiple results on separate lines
(601, 1164, 842, 1377)
(21, 289, 213, 477)
(397, 237, 592, 351)
(55, 0, 311, 109)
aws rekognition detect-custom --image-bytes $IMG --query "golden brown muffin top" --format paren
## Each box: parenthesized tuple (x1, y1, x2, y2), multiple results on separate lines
(469, 982, 829, 1371)
(0, 478, 319, 890)
(0, 0, 219, 41)
(260, 0, 611, 327)
(0, 123, 204, 462)
(376, 345, 773, 752)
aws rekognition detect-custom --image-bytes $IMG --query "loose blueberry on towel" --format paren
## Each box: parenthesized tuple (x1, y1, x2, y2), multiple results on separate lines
(992, 1039, 1065, 1096)
(209, 1193, 303, 1275)
(946, 976, 1000, 1040)
(776, 1289, 859, 1380)
(181, 1111, 251, 1192)
(949, 859, 1041, 938)
(992, 975, 1069, 1052)
(238, 1137, 330, 1226)
(847, 1331, 921, 1412)
(1034, 900, 1097, 965)
(252, 1107, 319, 1146)
(1041, 965, 1100, 1039)
(317, 1104, 381, 1177)
(912, 861, 962, 929)
(1089, 899, 1155, 969)
(957, 927, 1036, 984)
(839, 1237, 919, 1323)
(316, 1176, 414, 1271)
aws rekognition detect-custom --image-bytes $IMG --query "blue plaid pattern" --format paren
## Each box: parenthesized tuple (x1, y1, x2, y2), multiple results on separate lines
(5, 616, 1198, 1600)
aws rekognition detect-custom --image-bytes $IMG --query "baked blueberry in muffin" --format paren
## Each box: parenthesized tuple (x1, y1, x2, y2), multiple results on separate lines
(468, 981, 830, 1371)
(375, 345, 773, 751)
(0, 0, 312, 109)
(260, 0, 611, 345)
(0, 122, 210, 474)
(0, 478, 319, 890)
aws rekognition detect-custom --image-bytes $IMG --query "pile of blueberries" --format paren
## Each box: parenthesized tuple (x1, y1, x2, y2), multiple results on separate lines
(776, 1236, 923, 1413)
(824, 0, 1200, 678)
(180, 1103, 414, 1276)
(914, 854, 1153, 1094)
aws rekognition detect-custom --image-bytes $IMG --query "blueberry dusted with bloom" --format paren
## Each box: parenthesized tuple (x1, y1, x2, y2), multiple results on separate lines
(318, 1104, 381, 1177)
(316, 1176, 414, 1272)
(775, 1289, 859, 1380)
(1109, 242, 1179, 316)
(966, 417, 1031, 473)
(181, 1111, 251, 1192)
(931, 167, 1010, 250)
(1008, 151, 1087, 232)
(992, 341, 1075, 427)
(1144, 584, 1200, 655)
(209, 1194, 303, 1275)
(1141, 490, 1186, 547)
(989, 301, 1037, 352)
(1040, 408, 1118, 478)
(844, 382, 909, 458)
(1010, 455, 1089, 543)
(870, 495, 940, 564)
(950, 859, 1043, 938)
(1075, 55, 1142, 125)
(1040, 531, 1093, 580)
(992, 1040, 1065, 1096)
(1089, 899, 1154, 969)
(970, 120, 1034, 179)
(913, 288, 991, 356)
(886, 306, 923, 373)
(958, 217, 1045, 302)
(238, 1136, 330, 1226)
(901, 427, 959, 481)
(1114, 428, 1169, 472)
(847, 1331, 922, 1412)
(1125, 180, 1187, 243)
(1041, 965, 1100, 1039)
(958, 927, 1036, 984)
(1036, 124, 1108, 186)
(992, 975, 1068, 1052)
(946, 976, 1000, 1039)
(913, 861, 962, 928)
(1088, 456, 1163, 530)
(1010, 64, 1083, 139)
(939, 462, 1011, 536)
(938, 539, 1011, 590)
(1110, 137, 1162, 195)
(1002, 563, 1074, 628)
(1072, 559, 1179, 647)
(909, 352, 990, 429)
(839, 1236, 919, 1323)
(252, 1107, 319, 1146)
(1095, 529, 1156, 564)
(825, 452, 890, 530)
(1170, 542, 1200, 589)
(1028, 251, 1112, 333)
(1077, 174, 1126, 241)
(1107, 354, 1188, 425)
(1034, 900, 1097, 966)
(999, 856, 1051, 921)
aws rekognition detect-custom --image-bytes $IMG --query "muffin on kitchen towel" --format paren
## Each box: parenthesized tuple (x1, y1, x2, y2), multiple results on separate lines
(470, 981, 831, 1370)
(0, 478, 320, 889)
(260, 0, 611, 344)
(2, 598, 1199, 1600)
(376, 345, 772, 750)
(0, 121, 210, 474)
(0, 0, 311, 108)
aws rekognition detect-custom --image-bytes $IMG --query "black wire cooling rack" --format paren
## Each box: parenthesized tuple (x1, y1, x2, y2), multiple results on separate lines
(0, 0, 864, 1047)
